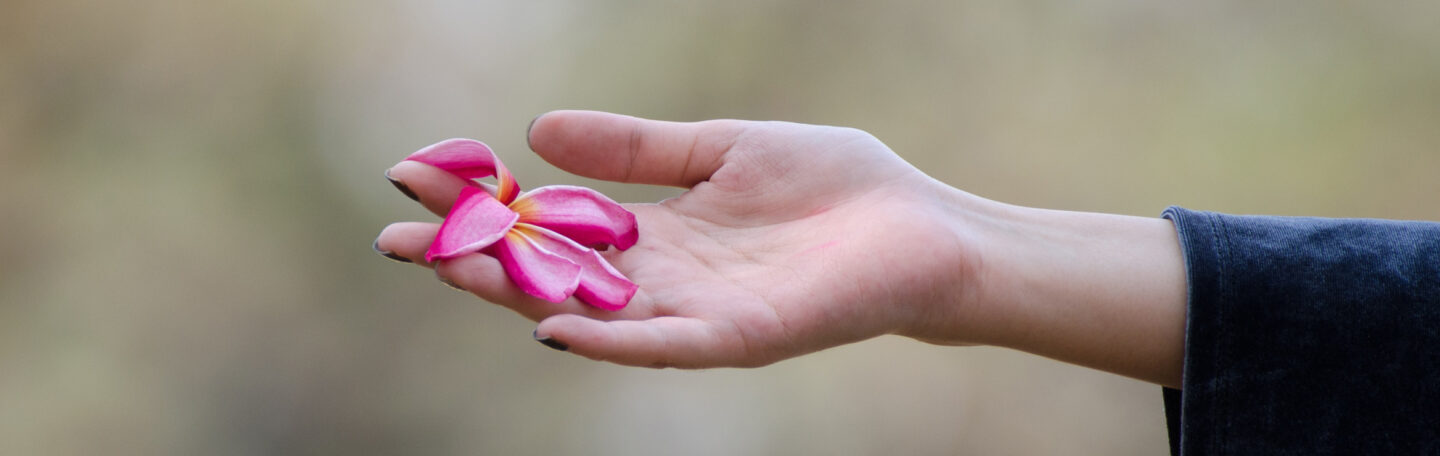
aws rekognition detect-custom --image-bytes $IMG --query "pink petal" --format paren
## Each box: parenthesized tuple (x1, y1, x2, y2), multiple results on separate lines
(512, 224, 637, 310)
(406, 138, 521, 204)
(493, 229, 582, 303)
(508, 185, 639, 250)
(425, 187, 519, 262)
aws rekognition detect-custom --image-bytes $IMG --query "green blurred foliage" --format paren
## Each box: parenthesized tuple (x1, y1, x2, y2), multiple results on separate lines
(2, 1, 1437, 454)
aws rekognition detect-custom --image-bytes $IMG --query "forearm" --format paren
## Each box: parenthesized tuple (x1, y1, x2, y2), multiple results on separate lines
(923, 191, 1188, 387)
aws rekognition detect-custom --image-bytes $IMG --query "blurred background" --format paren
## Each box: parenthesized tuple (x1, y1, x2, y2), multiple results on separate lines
(3, 1, 1438, 454)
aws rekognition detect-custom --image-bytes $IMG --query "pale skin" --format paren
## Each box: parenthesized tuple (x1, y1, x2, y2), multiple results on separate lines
(375, 110, 1189, 388)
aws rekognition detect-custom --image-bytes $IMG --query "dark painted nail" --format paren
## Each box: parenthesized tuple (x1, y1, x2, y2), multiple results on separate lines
(437, 275, 465, 292)
(372, 238, 412, 263)
(526, 114, 542, 151)
(384, 168, 420, 202)
(534, 329, 568, 351)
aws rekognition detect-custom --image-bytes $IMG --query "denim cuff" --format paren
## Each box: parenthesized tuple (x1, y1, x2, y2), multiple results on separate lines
(1161, 206, 1440, 455)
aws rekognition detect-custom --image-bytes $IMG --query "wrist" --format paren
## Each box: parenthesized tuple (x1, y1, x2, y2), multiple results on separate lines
(897, 187, 1188, 386)
(888, 182, 1010, 345)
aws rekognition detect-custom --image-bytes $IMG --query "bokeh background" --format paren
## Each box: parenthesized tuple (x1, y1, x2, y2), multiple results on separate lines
(3, 1, 1438, 454)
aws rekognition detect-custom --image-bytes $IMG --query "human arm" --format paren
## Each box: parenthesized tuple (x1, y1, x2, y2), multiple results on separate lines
(374, 110, 1187, 387)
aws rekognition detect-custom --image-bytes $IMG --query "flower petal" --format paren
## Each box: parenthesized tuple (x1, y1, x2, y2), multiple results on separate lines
(508, 185, 639, 250)
(513, 223, 637, 310)
(405, 138, 521, 204)
(425, 187, 519, 262)
(493, 229, 582, 303)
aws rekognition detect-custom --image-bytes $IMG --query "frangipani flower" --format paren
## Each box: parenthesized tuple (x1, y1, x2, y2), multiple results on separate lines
(406, 139, 639, 311)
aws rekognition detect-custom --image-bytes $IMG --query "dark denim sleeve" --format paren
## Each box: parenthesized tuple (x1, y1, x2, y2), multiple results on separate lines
(1160, 207, 1440, 455)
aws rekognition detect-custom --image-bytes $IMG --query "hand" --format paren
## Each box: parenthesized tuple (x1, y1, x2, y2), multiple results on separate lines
(377, 110, 1187, 387)
(375, 111, 985, 368)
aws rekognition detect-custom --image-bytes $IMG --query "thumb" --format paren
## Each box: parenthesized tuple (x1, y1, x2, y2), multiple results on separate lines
(526, 110, 748, 188)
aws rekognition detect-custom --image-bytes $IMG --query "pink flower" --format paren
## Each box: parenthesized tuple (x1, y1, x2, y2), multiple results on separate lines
(406, 139, 639, 311)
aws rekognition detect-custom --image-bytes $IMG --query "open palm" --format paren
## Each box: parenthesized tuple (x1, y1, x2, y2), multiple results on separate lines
(376, 111, 978, 368)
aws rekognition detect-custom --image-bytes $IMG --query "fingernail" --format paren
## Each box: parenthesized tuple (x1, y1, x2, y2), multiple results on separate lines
(384, 168, 420, 202)
(372, 238, 412, 264)
(437, 275, 465, 292)
(526, 113, 542, 151)
(534, 329, 568, 351)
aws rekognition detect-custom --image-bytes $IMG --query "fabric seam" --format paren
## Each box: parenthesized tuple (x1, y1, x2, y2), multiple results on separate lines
(1215, 213, 1237, 454)
(1204, 212, 1225, 453)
